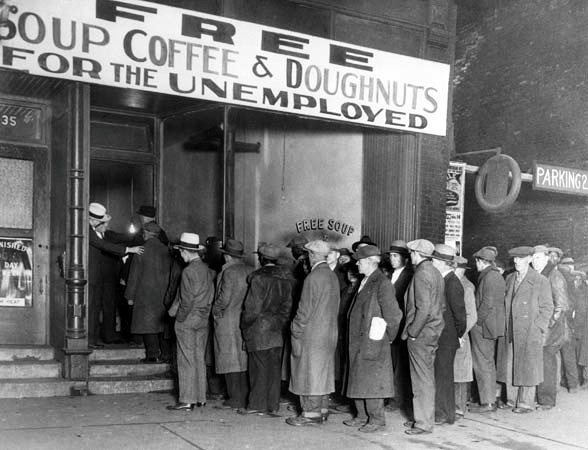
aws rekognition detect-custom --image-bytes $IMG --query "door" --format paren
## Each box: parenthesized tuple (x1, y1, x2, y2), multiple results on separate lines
(0, 144, 49, 344)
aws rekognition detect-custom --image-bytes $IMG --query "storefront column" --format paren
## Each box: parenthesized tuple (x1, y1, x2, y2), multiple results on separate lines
(63, 83, 91, 381)
(222, 106, 235, 240)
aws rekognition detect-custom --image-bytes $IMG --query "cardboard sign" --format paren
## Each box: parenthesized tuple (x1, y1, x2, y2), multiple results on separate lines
(0, 0, 450, 135)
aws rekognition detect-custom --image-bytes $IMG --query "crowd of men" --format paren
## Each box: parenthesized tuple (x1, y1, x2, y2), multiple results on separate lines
(87, 202, 588, 434)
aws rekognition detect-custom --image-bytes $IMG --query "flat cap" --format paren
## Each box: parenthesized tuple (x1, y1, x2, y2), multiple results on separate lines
(473, 246, 497, 262)
(352, 244, 381, 260)
(548, 247, 563, 257)
(508, 246, 534, 257)
(560, 257, 575, 265)
(533, 245, 550, 254)
(406, 239, 435, 257)
(431, 243, 457, 262)
(304, 240, 331, 254)
(454, 255, 470, 269)
(389, 239, 409, 256)
(286, 235, 309, 248)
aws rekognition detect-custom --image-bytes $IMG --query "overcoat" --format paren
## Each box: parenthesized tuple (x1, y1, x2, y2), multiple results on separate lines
(289, 261, 340, 395)
(497, 268, 553, 386)
(125, 237, 172, 334)
(541, 263, 570, 348)
(346, 269, 402, 398)
(454, 274, 477, 382)
(438, 271, 467, 348)
(212, 258, 254, 373)
(241, 264, 295, 352)
(475, 266, 506, 339)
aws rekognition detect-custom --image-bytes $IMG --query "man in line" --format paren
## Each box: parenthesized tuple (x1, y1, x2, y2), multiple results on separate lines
(533, 245, 570, 410)
(240, 244, 294, 416)
(167, 233, 215, 410)
(497, 246, 553, 414)
(212, 239, 254, 410)
(387, 240, 413, 412)
(287, 240, 340, 426)
(88, 202, 143, 348)
(469, 246, 506, 413)
(431, 244, 467, 426)
(344, 245, 401, 433)
(402, 239, 445, 435)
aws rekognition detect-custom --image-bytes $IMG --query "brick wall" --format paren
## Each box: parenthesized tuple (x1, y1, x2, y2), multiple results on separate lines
(454, 0, 588, 262)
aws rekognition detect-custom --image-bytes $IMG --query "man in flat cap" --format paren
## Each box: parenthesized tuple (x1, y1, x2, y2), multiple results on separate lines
(212, 239, 254, 410)
(402, 239, 445, 435)
(430, 244, 467, 426)
(469, 246, 506, 413)
(287, 240, 340, 426)
(239, 244, 295, 416)
(344, 245, 401, 433)
(496, 246, 553, 414)
(387, 240, 414, 412)
(532, 245, 573, 409)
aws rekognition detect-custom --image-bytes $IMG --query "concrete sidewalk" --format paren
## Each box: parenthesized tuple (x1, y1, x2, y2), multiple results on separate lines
(0, 388, 587, 450)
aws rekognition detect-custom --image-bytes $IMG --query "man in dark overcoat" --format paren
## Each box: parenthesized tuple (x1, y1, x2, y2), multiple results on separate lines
(287, 240, 340, 426)
(239, 243, 294, 415)
(124, 222, 171, 362)
(344, 245, 401, 433)
(469, 246, 506, 413)
(387, 240, 413, 412)
(212, 239, 254, 410)
(88, 202, 143, 348)
(496, 246, 553, 414)
(430, 244, 467, 426)
(166, 233, 215, 411)
(402, 239, 445, 435)
(533, 245, 570, 409)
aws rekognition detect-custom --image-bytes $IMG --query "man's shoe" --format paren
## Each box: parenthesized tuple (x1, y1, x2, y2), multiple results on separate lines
(403, 420, 415, 428)
(512, 407, 533, 414)
(535, 404, 553, 411)
(88, 343, 104, 349)
(469, 403, 497, 413)
(405, 427, 431, 435)
(497, 399, 515, 409)
(196, 402, 206, 408)
(166, 402, 194, 411)
(237, 408, 266, 416)
(343, 417, 367, 427)
(285, 416, 322, 426)
(434, 418, 447, 426)
(359, 423, 385, 433)
(334, 404, 351, 413)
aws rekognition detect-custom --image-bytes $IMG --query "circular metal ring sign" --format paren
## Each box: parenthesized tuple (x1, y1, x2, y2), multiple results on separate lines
(475, 154, 522, 213)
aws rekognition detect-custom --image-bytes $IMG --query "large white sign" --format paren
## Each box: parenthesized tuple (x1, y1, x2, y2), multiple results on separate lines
(0, 0, 450, 135)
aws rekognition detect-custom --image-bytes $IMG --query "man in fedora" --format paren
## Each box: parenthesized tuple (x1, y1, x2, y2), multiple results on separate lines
(387, 240, 413, 412)
(287, 240, 340, 426)
(87, 202, 144, 348)
(239, 243, 295, 416)
(469, 246, 506, 413)
(402, 239, 445, 435)
(344, 245, 401, 433)
(212, 239, 254, 410)
(430, 244, 466, 426)
(167, 233, 215, 411)
(136, 205, 168, 245)
(496, 246, 553, 414)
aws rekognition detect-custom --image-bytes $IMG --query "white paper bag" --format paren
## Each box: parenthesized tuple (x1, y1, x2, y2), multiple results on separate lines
(368, 317, 387, 341)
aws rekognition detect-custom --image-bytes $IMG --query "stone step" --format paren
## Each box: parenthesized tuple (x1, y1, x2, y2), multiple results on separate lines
(0, 378, 80, 399)
(0, 360, 61, 379)
(89, 348, 145, 362)
(90, 360, 172, 378)
(88, 375, 175, 395)
(0, 345, 55, 362)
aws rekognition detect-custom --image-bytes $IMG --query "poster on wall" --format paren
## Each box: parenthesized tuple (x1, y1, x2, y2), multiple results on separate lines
(445, 162, 466, 255)
(0, 238, 33, 307)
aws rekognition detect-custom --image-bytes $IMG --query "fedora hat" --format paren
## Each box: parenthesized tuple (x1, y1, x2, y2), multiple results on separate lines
(406, 239, 435, 258)
(286, 235, 309, 248)
(89, 202, 111, 223)
(431, 243, 457, 262)
(389, 239, 409, 257)
(174, 232, 204, 251)
(220, 239, 245, 257)
(352, 244, 381, 260)
(352, 235, 376, 252)
(258, 243, 281, 260)
(137, 205, 156, 218)
(473, 246, 497, 262)
(508, 246, 534, 257)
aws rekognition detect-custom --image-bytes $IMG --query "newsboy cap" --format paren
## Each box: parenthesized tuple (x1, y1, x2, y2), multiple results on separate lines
(533, 245, 550, 255)
(454, 255, 470, 269)
(431, 243, 457, 262)
(352, 244, 381, 260)
(508, 246, 534, 257)
(304, 240, 331, 255)
(560, 257, 575, 265)
(406, 239, 435, 257)
(473, 246, 498, 262)
(287, 235, 309, 248)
